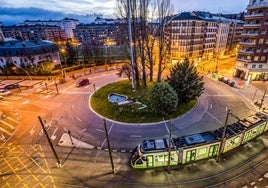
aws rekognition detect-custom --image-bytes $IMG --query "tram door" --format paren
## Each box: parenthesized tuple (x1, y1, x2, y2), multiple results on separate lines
(186, 149, 196, 163)
(208, 144, 218, 157)
(146, 155, 153, 167)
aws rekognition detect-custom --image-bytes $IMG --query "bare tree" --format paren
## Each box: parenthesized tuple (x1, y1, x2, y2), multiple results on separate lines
(156, 0, 173, 82)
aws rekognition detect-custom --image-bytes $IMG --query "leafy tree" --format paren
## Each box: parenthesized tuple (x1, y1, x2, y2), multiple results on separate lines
(148, 82, 178, 116)
(166, 59, 204, 104)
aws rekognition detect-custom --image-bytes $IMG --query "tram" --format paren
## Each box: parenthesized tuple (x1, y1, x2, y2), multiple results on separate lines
(131, 113, 268, 169)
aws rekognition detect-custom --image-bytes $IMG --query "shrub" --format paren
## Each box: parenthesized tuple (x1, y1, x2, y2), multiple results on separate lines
(148, 82, 178, 116)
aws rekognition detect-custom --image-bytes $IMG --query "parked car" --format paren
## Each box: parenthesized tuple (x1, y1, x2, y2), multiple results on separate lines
(0, 89, 11, 96)
(227, 79, 235, 87)
(4, 83, 19, 90)
(76, 78, 89, 87)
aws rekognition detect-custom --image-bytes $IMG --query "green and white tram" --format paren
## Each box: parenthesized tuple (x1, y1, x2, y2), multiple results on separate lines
(131, 114, 267, 169)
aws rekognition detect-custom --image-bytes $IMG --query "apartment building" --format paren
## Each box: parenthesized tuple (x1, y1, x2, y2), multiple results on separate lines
(235, 0, 268, 80)
(0, 28, 60, 68)
(1, 24, 67, 42)
(169, 12, 243, 65)
(24, 18, 79, 39)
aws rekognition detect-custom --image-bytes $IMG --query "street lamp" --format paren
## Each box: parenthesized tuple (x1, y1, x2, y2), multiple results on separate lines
(60, 48, 67, 67)
(12, 62, 32, 80)
(216, 108, 240, 162)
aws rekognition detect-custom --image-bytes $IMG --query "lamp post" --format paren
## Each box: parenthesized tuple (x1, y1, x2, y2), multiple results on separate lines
(127, 0, 136, 92)
(12, 62, 32, 80)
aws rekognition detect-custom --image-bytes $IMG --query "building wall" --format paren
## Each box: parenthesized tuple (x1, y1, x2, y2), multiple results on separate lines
(235, 0, 268, 80)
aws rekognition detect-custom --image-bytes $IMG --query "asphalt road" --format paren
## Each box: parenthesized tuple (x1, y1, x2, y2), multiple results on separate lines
(0, 69, 258, 152)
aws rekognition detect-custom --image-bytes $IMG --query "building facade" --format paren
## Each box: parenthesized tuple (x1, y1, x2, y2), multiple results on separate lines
(169, 12, 243, 65)
(0, 28, 60, 69)
(235, 0, 268, 80)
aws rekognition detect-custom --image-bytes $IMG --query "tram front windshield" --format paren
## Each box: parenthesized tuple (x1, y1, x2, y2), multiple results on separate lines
(131, 145, 142, 164)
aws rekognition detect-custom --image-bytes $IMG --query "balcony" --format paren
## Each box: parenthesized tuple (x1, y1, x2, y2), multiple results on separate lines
(238, 50, 254, 55)
(236, 57, 252, 63)
(241, 32, 259, 37)
(244, 13, 264, 19)
(243, 23, 261, 28)
(239, 41, 256, 47)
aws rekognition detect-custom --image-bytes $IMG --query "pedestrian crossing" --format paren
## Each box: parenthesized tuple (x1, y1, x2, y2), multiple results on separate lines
(0, 110, 20, 142)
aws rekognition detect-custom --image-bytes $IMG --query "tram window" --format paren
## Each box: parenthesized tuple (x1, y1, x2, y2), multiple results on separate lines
(136, 159, 143, 165)
(142, 156, 146, 161)
(199, 148, 207, 155)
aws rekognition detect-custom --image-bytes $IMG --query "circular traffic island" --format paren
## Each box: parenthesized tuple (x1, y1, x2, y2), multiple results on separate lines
(90, 80, 196, 123)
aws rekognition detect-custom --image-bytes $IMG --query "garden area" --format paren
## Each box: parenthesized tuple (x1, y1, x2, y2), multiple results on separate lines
(90, 79, 196, 123)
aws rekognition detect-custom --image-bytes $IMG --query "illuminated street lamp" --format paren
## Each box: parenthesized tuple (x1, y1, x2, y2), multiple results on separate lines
(60, 48, 67, 67)
(12, 62, 32, 80)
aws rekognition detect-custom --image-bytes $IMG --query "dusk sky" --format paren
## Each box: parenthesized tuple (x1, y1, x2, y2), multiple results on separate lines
(0, 0, 249, 25)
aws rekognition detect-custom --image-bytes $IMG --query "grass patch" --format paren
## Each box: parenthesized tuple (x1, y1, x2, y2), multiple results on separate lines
(90, 80, 196, 123)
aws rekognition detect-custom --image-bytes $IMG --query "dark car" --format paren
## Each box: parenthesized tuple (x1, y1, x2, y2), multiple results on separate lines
(4, 83, 19, 90)
(76, 78, 89, 87)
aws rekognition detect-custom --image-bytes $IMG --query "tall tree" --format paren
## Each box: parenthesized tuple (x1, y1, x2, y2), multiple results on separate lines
(166, 59, 204, 104)
(156, 0, 172, 82)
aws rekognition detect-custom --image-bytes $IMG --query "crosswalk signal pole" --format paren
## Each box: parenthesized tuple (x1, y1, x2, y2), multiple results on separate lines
(103, 118, 115, 174)
(38, 116, 61, 168)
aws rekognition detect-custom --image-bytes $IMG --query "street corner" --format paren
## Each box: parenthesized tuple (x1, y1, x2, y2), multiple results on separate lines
(58, 132, 94, 149)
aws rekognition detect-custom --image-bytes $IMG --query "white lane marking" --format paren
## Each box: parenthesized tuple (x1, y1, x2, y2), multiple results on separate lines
(30, 124, 38, 135)
(76, 116, 81, 122)
(63, 91, 91, 94)
(96, 129, 105, 133)
(22, 100, 29, 104)
(94, 121, 115, 162)
(209, 104, 213, 109)
(79, 128, 87, 134)
(51, 127, 58, 141)
(206, 111, 223, 125)
(129, 135, 141, 138)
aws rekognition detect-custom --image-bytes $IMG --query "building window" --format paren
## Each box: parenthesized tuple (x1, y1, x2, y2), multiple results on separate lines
(259, 64, 263, 69)
(254, 56, 259, 61)
(260, 56, 266, 61)
(258, 38, 264, 43)
(252, 64, 256, 68)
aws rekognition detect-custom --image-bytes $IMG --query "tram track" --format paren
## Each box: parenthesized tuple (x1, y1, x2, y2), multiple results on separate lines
(1, 144, 267, 187)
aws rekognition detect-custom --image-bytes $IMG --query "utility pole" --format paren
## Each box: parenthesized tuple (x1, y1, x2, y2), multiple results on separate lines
(216, 109, 230, 163)
(259, 87, 267, 111)
(103, 119, 115, 174)
(127, 0, 136, 92)
(167, 121, 172, 173)
(38, 116, 61, 167)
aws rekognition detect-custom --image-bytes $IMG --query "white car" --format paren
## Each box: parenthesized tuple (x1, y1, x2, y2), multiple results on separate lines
(0, 89, 11, 96)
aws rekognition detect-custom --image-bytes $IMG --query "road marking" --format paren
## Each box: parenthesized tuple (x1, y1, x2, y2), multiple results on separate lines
(94, 121, 115, 162)
(96, 129, 105, 133)
(209, 104, 213, 109)
(63, 91, 91, 94)
(0, 120, 14, 130)
(22, 100, 29, 104)
(51, 127, 58, 141)
(79, 128, 87, 134)
(76, 116, 81, 122)
(30, 124, 38, 135)
(206, 111, 223, 125)
(129, 135, 141, 138)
